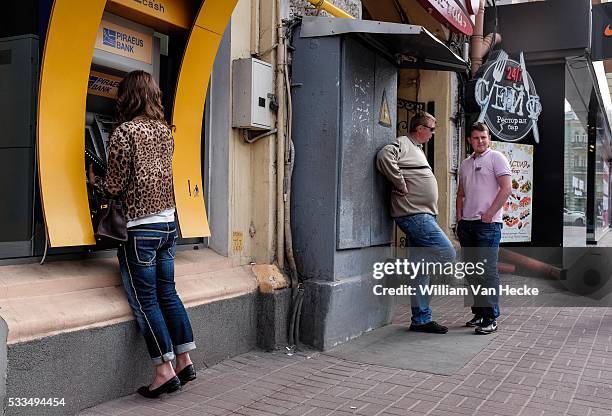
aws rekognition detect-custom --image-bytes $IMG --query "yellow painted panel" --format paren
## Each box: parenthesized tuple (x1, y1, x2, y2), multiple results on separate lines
(195, 0, 239, 35)
(38, 0, 106, 247)
(172, 0, 237, 238)
(172, 26, 221, 237)
(107, 0, 195, 29)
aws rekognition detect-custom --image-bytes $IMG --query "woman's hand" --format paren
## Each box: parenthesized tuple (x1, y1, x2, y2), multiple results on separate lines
(87, 163, 96, 185)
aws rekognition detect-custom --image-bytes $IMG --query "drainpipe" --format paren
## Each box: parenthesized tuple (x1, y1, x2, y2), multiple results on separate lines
(470, 0, 501, 77)
(251, 0, 260, 57)
(276, 0, 286, 270)
(306, 0, 355, 19)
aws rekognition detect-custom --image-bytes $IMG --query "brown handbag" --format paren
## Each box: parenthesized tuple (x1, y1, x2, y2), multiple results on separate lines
(95, 198, 128, 242)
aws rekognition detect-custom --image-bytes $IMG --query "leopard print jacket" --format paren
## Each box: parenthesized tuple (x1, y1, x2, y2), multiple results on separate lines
(95, 118, 175, 221)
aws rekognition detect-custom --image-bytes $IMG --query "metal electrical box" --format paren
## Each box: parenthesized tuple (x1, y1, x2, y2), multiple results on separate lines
(290, 17, 466, 279)
(232, 58, 273, 130)
(290, 24, 397, 280)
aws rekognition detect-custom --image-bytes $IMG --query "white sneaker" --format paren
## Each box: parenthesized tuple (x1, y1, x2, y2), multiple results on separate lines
(475, 319, 497, 334)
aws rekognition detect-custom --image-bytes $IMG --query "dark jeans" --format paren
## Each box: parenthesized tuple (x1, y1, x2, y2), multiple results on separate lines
(457, 219, 502, 320)
(117, 221, 195, 365)
(395, 214, 456, 325)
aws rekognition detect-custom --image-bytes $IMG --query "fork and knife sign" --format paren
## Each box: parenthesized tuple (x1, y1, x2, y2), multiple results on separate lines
(477, 51, 541, 143)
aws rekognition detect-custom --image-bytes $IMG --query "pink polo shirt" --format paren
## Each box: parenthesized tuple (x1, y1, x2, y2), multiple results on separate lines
(459, 148, 511, 223)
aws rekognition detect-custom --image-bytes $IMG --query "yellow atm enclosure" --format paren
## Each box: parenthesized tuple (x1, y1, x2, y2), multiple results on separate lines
(37, 0, 237, 250)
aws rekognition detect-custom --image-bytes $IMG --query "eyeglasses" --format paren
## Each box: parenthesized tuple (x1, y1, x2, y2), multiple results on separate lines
(420, 125, 436, 132)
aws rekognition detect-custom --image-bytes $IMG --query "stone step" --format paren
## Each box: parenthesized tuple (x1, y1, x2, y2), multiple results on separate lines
(0, 249, 255, 344)
(0, 248, 233, 299)
(0, 248, 263, 415)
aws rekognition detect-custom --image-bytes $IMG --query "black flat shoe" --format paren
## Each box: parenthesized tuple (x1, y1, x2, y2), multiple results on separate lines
(137, 376, 181, 398)
(176, 364, 196, 385)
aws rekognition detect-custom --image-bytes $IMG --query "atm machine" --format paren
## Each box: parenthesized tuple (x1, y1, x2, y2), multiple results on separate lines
(85, 12, 161, 167)
(84, 12, 162, 247)
(4, 0, 217, 260)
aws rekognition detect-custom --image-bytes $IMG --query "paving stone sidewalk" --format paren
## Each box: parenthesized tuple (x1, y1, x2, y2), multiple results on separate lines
(82, 295, 612, 416)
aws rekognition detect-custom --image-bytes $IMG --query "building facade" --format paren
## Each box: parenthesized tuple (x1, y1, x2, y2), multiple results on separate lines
(0, 0, 474, 413)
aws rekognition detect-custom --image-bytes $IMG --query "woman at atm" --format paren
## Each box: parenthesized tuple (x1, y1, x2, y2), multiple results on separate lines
(89, 70, 196, 398)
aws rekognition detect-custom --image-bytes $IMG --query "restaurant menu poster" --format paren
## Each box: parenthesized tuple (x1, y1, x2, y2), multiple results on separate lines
(490, 141, 534, 243)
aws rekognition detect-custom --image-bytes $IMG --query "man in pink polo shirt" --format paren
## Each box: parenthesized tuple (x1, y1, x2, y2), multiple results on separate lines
(456, 122, 512, 335)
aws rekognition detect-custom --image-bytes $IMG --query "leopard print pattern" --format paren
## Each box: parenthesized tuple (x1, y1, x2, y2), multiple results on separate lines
(96, 118, 175, 221)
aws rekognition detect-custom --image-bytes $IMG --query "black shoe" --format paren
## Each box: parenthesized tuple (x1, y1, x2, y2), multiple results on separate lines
(475, 319, 498, 335)
(176, 364, 196, 385)
(409, 321, 448, 334)
(465, 316, 483, 327)
(137, 376, 181, 398)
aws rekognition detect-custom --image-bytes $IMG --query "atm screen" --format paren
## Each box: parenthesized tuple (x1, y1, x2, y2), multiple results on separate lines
(85, 113, 115, 176)
(85, 127, 106, 175)
(94, 115, 114, 158)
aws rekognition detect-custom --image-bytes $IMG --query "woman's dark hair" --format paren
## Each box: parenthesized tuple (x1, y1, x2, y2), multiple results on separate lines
(115, 70, 168, 126)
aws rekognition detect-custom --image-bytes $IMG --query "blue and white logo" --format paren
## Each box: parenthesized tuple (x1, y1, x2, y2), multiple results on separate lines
(88, 75, 99, 89)
(102, 28, 116, 47)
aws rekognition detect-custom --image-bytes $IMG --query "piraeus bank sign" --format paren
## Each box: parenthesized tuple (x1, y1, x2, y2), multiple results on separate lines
(475, 50, 542, 143)
(88, 71, 122, 99)
(95, 19, 153, 64)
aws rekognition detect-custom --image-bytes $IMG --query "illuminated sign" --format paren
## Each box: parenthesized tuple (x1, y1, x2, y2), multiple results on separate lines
(592, 3, 612, 60)
(132, 0, 166, 13)
(95, 19, 152, 64)
(416, 0, 474, 36)
(475, 51, 541, 143)
(88, 71, 122, 99)
(107, 0, 193, 29)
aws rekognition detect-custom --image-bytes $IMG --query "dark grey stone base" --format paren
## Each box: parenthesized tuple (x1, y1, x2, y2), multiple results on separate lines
(3, 292, 257, 416)
(257, 288, 291, 351)
(300, 275, 395, 350)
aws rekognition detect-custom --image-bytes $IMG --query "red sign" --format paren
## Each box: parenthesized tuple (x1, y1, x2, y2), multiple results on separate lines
(417, 0, 474, 36)
(465, 0, 480, 15)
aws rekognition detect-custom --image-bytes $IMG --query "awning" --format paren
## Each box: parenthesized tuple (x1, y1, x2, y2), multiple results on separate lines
(299, 17, 467, 72)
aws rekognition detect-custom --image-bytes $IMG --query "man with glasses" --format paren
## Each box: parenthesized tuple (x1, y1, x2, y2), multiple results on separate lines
(377, 112, 455, 334)
(456, 122, 512, 334)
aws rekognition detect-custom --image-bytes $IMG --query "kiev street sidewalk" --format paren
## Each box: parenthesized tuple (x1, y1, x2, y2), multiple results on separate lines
(81, 290, 612, 416)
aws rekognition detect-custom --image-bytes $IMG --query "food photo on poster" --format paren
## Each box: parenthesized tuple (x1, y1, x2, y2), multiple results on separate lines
(491, 141, 533, 243)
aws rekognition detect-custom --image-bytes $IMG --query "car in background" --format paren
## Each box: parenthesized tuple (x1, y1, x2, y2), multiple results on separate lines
(563, 208, 586, 226)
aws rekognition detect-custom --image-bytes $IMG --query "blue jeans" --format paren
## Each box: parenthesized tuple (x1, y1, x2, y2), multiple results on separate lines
(395, 214, 456, 325)
(456, 220, 502, 320)
(117, 221, 196, 365)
